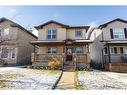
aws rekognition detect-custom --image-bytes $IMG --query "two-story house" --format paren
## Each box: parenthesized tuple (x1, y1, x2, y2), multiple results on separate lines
(0, 17, 37, 66)
(31, 20, 92, 70)
(90, 18, 127, 72)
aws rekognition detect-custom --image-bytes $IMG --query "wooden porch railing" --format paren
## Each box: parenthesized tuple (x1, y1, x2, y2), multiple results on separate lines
(31, 53, 64, 68)
(73, 53, 90, 63)
(104, 54, 127, 63)
(31, 53, 91, 68)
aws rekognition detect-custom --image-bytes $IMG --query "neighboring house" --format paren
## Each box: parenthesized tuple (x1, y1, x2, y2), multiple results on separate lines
(0, 17, 37, 66)
(31, 20, 92, 70)
(90, 18, 127, 72)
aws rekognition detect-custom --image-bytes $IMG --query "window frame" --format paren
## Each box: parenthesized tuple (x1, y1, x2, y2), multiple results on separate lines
(113, 28, 125, 39)
(47, 29, 57, 40)
(75, 30, 82, 37)
(4, 28, 10, 35)
(11, 48, 16, 59)
(75, 47, 83, 54)
(47, 47, 57, 54)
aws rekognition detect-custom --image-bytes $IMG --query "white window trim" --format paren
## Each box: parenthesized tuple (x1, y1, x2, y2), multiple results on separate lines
(75, 47, 83, 53)
(110, 47, 115, 54)
(47, 47, 57, 54)
(4, 28, 10, 35)
(124, 48, 127, 54)
(75, 30, 82, 37)
(11, 48, 17, 59)
(47, 29, 57, 40)
(113, 28, 125, 39)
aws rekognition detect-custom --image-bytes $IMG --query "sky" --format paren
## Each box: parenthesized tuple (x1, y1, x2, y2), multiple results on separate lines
(0, 6, 127, 36)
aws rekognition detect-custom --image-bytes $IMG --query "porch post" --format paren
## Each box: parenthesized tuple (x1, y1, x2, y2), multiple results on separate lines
(32, 44, 36, 63)
(33, 44, 36, 53)
(107, 42, 111, 63)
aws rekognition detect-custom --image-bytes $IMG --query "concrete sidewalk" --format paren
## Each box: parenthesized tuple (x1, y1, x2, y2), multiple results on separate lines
(55, 72, 76, 90)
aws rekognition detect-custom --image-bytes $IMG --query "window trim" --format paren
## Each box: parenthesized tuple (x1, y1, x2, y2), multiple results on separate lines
(113, 28, 125, 39)
(11, 48, 16, 59)
(75, 30, 82, 37)
(75, 47, 83, 54)
(46, 29, 57, 40)
(4, 28, 10, 35)
(47, 47, 57, 54)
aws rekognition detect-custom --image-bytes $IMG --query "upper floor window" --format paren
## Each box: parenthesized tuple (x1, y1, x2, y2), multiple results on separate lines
(75, 30, 82, 37)
(47, 29, 57, 40)
(110, 28, 124, 39)
(4, 28, 9, 35)
(75, 47, 83, 53)
(47, 47, 57, 54)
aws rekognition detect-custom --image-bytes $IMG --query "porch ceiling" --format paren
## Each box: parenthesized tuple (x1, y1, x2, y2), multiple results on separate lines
(104, 43, 127, 46)
(30, 40, 92, 46)
(101, 40, 127, 46)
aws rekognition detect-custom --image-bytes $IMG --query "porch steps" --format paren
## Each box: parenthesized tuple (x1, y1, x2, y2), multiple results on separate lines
(63, 61, 75, 71)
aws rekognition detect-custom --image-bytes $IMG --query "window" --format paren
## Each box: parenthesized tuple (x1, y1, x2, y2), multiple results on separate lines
(11, 48, 16, 58)
(1, 47, 8, 58)
(104, 47, 108, 54)
(109, 47, 117, 54)
(113, 28, 124, 39)
(124, 48, 127, 54)
(47, 48, 57, 54)
(104, 47, 117, 54)
(120, 47, 124, 54)
(47, 29, 57, 40)
(75, 47, 83, 53)
(4, 28, 9, 35)
(75, 30, 82, 37)
(110, 47, 114, 54)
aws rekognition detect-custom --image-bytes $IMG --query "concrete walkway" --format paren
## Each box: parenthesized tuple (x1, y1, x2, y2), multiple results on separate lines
(55, 72, 76, 90)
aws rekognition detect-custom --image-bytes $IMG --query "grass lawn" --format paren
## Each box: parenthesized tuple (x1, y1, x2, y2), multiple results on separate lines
(77, 70, 127, 90)
(0, 67, 61, 90)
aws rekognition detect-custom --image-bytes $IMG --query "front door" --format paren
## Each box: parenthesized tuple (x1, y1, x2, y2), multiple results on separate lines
(66, 48, 73, 61)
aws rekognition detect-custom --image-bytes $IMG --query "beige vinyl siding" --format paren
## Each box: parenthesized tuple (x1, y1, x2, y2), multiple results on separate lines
(103, 21, 127, 41)
(38, 23, 66, 41)
(66, 29, 86, 39)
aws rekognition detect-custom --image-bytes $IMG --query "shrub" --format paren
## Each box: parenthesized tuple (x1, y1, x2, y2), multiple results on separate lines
(48, 58, 62, 70)
(0, 59, 7, 66)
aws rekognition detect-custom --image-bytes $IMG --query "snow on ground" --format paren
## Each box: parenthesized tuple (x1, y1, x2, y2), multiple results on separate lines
(77, 70, 127, 90)
(0, 67, 61, 90)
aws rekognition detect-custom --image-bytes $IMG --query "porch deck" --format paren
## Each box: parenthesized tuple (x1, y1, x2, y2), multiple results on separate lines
(31, 53, 91, 70)
(103, 54, 127, 72)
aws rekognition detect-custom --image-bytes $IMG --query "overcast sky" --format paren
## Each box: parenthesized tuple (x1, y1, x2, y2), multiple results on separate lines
(0, 6, 127, 36)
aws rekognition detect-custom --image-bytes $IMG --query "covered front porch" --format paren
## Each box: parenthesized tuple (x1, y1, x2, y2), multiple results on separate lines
(102, 41, 127, 72)
(30, 39, 92, 70)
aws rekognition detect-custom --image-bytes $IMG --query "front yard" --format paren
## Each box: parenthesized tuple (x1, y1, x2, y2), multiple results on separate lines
(0, 67, 61, 90)
(77, 70, 127, 90)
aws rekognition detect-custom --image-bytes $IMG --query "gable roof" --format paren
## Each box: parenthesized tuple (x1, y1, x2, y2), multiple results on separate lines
(0, 17, 37, 38)
(99, 18, 127, 28)
(34, 20, 69, 29)
(34, 20, 90, 31)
